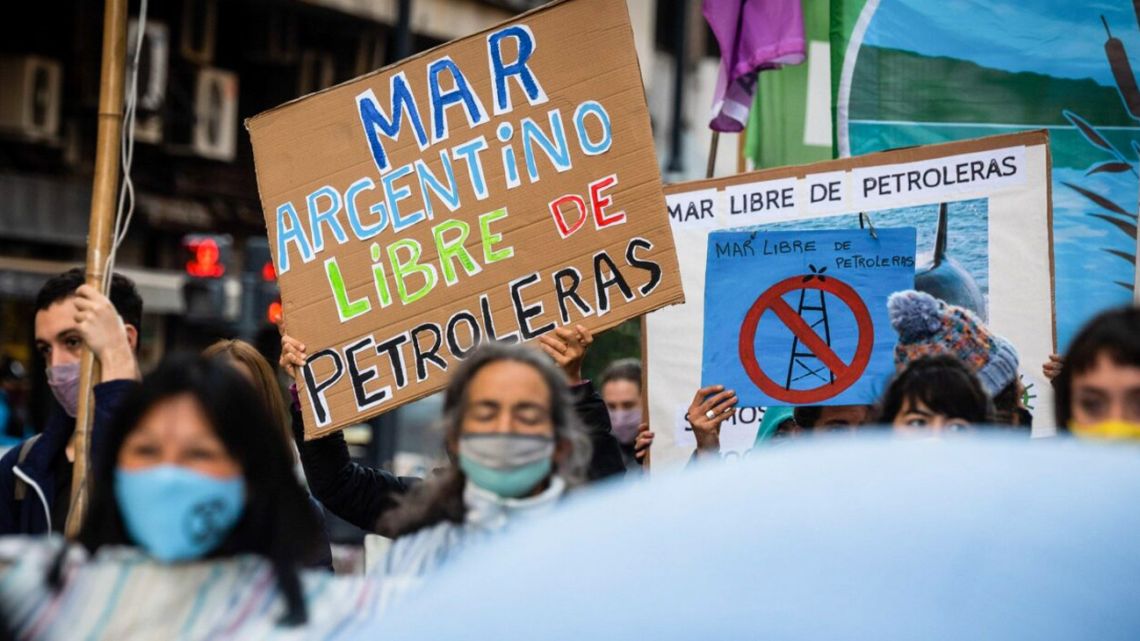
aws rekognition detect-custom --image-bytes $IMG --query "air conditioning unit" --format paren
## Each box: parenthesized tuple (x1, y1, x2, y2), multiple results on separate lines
(128, 20, 169, 144)
(298, 50, 336, 97)
(0, 56, 62, 141)
(192, 68, 238, 161)
(167, 66, 238, 161)
(180, 0, 217, 65)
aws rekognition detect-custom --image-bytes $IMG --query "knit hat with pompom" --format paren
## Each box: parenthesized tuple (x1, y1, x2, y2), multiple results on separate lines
(887, 290, 1019, 396)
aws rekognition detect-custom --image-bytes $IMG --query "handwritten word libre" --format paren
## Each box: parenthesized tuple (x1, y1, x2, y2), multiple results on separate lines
(272, 24, 622, 323)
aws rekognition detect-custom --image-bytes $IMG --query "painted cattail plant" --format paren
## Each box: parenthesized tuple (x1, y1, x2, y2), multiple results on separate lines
(1063, 8, 1140, 293)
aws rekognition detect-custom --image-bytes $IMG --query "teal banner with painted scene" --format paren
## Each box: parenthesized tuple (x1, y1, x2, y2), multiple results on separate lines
(831, 0, 1140, 349)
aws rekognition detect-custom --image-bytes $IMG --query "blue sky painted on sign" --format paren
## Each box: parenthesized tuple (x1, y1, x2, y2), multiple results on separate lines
(863, 0, 1140, 87)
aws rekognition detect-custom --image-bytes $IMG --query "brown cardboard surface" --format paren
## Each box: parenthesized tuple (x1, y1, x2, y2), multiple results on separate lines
(247, 0, 682, 438)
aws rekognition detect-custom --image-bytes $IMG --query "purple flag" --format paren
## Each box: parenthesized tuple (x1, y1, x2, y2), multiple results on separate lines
(704, 0, 806, 132)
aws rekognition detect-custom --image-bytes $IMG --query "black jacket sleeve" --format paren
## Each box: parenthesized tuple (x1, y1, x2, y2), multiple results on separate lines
(290, 407, 418, 532)
(91, 379, 136, 470)
(570, 380, 625, 481)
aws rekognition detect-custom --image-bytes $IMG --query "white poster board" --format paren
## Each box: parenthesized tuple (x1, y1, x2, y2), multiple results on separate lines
(647, 132, 1055, 472)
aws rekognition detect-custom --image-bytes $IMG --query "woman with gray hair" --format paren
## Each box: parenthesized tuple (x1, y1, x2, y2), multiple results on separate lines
(278, 326, 623, 537)
(373, 341, 591, 581)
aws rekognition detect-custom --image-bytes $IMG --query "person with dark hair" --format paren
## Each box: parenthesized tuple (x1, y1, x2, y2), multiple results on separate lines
(77, 356, 322, 625)
(877, 355, 995, 434)
(599, 358, 651, 467)
(887, 289, 1030, 429)
(0, 269, 142, 535)
(1054, 306, 1140, 439)
(278, 325, 622, 533)
(372, 342, 590, 586)
(203, 339, 333, 570)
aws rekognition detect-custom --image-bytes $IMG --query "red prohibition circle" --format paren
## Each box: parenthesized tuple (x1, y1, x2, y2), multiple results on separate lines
(737, 275, 874, 405)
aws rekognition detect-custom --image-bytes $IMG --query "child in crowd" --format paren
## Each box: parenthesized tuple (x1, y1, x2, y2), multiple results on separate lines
(1053, 306, 1140, 439)
(877, 355, 995, 434)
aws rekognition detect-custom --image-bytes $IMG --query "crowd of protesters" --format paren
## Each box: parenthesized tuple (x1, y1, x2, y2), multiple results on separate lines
(0, 266, 1134, 636)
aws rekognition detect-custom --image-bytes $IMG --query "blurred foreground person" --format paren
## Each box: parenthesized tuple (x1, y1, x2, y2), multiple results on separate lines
(76, 356, 321, 624)
(373, 342, 590, 585)
(375, 438, 1140, 640)
(203, 339, 333, 570)
(1054, 306, 1140, 439)
(877, 356, 995, 435)
(0, 270, 141, 535)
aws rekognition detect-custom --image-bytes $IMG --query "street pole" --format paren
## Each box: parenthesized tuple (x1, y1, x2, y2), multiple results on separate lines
(66, 0, 128, 538)
(392, 0, 413, 62)
(666, 0, 689, 175)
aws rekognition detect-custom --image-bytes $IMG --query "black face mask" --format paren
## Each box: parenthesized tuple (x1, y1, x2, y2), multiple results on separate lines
(1016, 407, 1034, 429)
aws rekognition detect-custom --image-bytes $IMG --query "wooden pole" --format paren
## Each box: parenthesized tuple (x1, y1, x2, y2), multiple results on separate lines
(639, 316, 650, 471)
(66, 0, 128, 538)
(737, 129, 747, 174)
(705, 131, 720, 178)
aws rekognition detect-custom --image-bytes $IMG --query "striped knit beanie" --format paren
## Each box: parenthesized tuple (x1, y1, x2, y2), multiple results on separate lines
(887, 290, 1019, 396)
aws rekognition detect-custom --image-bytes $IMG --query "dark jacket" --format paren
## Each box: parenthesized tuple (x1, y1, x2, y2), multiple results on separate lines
(293, 379, 626, 533)
(571, 379, 626, 481)
(0, 380, 133, 535)
(290, 407, 417, 532)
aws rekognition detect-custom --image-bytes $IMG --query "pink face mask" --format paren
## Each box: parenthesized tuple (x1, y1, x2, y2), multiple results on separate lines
(609, 408, 643, 445)
(46, 362, 81, 418)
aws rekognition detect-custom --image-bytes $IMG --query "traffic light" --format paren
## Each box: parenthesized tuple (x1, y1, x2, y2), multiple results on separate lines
(184, 235, 227, 277)
(181, 234, 233, 322)
(241, 237, 281, 336)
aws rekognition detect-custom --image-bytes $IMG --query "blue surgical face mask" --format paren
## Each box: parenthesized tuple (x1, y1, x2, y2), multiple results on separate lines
(114, 465, 245, 563)
(458, 433, 555, 499)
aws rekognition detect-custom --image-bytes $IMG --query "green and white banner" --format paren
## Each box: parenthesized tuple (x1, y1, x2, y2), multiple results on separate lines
(831, 0, 1140, 348)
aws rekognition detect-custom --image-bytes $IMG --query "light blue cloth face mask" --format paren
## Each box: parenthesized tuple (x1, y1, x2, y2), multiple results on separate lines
(114, 465, 245, 563)
(458, 433, 555, 499)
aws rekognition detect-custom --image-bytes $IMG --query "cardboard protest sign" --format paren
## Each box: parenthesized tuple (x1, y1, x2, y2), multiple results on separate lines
(648, 131, 1055, 471)
(702, 228, 916, 407)
(246, 0, 683, 438)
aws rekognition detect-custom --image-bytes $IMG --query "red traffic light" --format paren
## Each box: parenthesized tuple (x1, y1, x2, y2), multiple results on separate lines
(267, 300, 283, 325)
(185, 237, 226, 278)
(261, 261, 276, 282)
